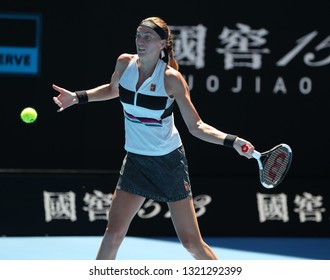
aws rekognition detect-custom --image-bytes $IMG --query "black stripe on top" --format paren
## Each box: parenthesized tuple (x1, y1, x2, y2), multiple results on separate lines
(119, 85, 135, 104)
(160, 102, 174, 119)
(119, 85, 168, 110)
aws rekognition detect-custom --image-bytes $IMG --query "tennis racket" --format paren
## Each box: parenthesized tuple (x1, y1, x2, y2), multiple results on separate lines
(242, 143, 292, 189)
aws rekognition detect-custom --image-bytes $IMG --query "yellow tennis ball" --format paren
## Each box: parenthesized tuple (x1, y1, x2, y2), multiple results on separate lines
(20, 107, 38, 123)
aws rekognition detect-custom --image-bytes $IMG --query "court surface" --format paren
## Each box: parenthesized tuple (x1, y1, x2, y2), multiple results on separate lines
(1, 236, 329, 260)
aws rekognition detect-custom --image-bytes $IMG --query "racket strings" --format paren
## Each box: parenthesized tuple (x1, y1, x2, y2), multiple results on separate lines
(262, 146, 292, 186)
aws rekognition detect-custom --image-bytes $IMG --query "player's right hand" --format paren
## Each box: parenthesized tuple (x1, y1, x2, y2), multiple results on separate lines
(52, 84, 78, 112)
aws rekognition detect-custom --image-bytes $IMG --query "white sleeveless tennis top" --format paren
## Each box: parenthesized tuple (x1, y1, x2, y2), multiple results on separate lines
(118, 55, 182, 156)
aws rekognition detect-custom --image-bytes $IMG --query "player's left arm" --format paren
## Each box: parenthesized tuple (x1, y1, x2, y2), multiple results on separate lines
(165, 68, 254, 158)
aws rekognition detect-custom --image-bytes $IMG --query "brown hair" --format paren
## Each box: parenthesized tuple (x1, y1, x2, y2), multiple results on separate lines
(141, 17, 179, 70)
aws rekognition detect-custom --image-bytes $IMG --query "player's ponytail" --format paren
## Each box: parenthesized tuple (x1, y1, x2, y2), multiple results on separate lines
(164, 30, 179, 70)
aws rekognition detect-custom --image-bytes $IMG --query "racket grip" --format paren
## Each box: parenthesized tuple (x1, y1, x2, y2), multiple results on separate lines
(241, 145, 261, 159)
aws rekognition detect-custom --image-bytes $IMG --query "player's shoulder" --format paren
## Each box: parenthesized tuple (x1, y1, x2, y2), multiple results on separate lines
(115, 53, 135, 71)
(164, 65, 188, 96)
(117, 53, 135, 64)
(165, 65, 185, 85)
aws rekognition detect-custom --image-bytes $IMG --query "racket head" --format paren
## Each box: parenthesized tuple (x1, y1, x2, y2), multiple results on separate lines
(257, 143, 292, 188)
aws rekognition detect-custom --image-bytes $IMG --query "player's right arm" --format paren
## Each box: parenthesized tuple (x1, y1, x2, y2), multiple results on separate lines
(52, 53, 132, 112)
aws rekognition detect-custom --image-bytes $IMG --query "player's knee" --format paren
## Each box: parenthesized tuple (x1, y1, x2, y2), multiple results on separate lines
(104, 226, 127, 245)
(180, 236, 202, 253)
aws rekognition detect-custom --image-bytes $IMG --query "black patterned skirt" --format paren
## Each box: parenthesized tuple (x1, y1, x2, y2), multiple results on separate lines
(116, 145, 192, 202)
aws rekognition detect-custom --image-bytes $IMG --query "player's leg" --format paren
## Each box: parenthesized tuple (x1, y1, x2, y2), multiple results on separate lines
(96, 189, 146, 260)
(167, 197, 218, 260)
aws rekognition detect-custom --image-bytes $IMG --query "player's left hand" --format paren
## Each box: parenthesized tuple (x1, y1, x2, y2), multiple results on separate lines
(234, 137, 254, 159)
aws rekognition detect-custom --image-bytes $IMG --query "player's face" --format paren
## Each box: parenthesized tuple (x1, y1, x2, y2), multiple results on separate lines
(135, 26, 165, 59)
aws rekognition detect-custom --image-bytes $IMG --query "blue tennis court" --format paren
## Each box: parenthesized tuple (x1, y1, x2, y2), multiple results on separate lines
(1, 236, 329, 260)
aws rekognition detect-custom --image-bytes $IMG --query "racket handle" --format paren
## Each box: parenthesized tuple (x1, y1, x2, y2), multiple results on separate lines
(241, 145, 261, 159)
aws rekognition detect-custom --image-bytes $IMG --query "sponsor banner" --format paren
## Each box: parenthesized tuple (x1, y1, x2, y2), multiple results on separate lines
(0, 13, 42, 75)
(0, 172, 329, 237)
(0, 46, 39, 74)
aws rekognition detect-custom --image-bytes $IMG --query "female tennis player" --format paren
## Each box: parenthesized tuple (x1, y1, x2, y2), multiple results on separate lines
(52, 16, 254, 260)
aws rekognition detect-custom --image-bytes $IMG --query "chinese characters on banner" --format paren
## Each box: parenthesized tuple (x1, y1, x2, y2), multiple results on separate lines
(170, 23, 329, 95)
(43, 190, 328, 224)
(257, 192, 326, 223)
(43, 190, 212, 222)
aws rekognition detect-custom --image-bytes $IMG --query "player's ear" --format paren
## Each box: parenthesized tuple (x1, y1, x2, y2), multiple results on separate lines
(160, 39, 166, 50)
